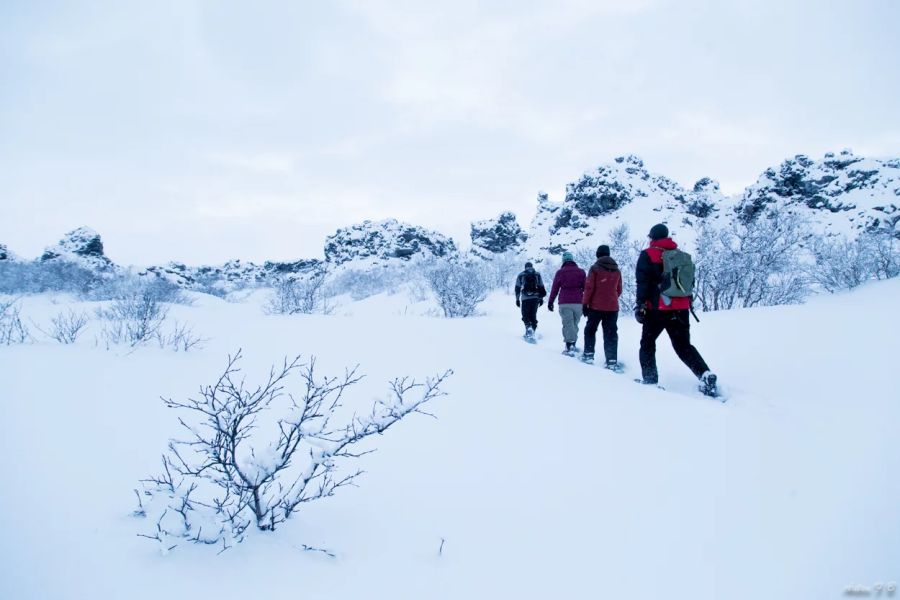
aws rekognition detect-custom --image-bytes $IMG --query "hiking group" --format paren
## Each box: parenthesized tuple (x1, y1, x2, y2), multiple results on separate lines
(514, 223, 720, 398)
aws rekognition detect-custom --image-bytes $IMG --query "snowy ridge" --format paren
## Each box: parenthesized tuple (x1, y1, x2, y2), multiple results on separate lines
(323, 218, 457, 271)
(736, 150, 900, 236)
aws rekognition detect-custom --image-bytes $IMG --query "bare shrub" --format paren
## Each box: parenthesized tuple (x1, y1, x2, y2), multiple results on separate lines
(96, 290, 169, 347)
(476, 250, 521, 293)
(43, 309, 90, 344)
(0, 298, 31, 345)
(265, 271, 332, 315)
(424, 261, 489, 317)
(136, 351, 451, 552)
(155, 321, 206, 352)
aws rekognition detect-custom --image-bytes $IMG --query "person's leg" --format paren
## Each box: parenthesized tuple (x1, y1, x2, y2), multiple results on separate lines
(560, 304, 579, 344)
(583, 309, 600, 355)
(664, 310, 710, 378)
(600, 310, 619, 364)
(639, 310, 666, 383)
(523, 299, 539, 330)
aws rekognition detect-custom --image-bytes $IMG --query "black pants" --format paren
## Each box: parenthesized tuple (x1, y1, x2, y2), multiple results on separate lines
(520, 299, 540, 330)
(639, 309, 709, 383)
(583, 309, 618, 363)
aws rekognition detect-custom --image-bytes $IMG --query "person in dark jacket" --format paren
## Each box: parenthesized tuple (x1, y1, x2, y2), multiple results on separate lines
(635, 223, 718, 395)
(581, 245, 622, 368)
(547, 251, 587, 355)
(514, 261, 546, 339)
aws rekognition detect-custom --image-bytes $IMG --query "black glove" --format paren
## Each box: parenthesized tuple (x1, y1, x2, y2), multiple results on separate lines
(634, 306, 647, 324)
(547, 302, 554, 312)
(582, 304, 589, 317)
(516, 299, 521, 308)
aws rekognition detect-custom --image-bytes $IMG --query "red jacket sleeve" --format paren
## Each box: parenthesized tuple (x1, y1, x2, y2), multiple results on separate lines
(616, 272, 622, 298)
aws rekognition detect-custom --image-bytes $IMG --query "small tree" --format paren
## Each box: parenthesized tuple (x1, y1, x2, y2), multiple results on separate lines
(136, 351, 451, 552)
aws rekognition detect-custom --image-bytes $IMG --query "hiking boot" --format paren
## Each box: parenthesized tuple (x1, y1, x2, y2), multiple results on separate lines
(580, 353, 594, 364)
(604, 360, 624, 373)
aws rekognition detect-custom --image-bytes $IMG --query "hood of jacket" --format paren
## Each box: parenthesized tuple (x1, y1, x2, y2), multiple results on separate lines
(594, 256, 619, 272)
(648, 237, 678, 251)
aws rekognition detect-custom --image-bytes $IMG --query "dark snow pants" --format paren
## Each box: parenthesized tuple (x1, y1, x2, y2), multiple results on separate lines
(583, 309, 618, 363)
(520, 298, 540, 330)
(639, 309, 709, 383)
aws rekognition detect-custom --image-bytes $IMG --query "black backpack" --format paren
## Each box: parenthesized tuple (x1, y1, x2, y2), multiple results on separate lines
(523, 271, 539, 294)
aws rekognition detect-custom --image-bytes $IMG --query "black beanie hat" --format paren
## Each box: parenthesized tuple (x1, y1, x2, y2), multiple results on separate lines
(596, 245, 610, 258)
(524, 261, 533, 269)
(649, 223, 669, 240)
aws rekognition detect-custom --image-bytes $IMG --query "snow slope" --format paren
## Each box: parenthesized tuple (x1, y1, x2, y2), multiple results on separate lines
(1, 282, 897, 599)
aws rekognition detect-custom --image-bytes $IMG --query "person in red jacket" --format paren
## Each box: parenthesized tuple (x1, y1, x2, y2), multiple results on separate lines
(635, 223, 717, 395)
(581, 245, 622, 368)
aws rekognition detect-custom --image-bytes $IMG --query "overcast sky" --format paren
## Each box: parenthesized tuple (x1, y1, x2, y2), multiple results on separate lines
(1, 0, 898, 265)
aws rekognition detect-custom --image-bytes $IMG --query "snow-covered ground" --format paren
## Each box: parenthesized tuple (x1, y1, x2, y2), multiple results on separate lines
(1, 282, 897, 599)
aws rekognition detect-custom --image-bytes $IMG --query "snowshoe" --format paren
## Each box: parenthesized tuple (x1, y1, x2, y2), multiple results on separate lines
(699, 372, 721, 399)
(579, 353, 595, 365)
(562, 342, 578, 356)
(604, 361, 625, 374)
(524, 327, 537, 344)
(634, 378, 665, 390)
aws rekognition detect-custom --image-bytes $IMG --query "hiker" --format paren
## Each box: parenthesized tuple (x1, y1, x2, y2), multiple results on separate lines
(514, 261, 546, 341)
(635, 223, 718, 396)
(581, 245, 622, 369)
(547, 251, 586, 355)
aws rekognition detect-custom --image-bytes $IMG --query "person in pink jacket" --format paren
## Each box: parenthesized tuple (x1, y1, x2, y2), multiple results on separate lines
(547, 251, 587, 355)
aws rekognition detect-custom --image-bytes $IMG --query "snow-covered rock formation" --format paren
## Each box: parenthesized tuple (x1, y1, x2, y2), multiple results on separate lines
(470, 212, 527, 257)
(736, 150, 899, 236)
(0, 243, 9, 261)
(324, 219, 457, 269)
(140, 258, 322, 291)
(525, 155, 729, 258)
(39, 227, 116, 271)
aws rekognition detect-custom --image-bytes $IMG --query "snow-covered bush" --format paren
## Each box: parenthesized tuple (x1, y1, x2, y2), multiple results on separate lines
(41, 309, 90, 344)
(327, 266, 410, 301)
(807, 230, 900, 293)
(96, 289, 170, 347)
(608, 223, 642, 312)
(866, 229, 900, 281)
(477, 250, 522, 293)
(0, 298, 30, 344)
(0, 261, 104, 297)
(693, 209, 810, 311)
(424, 261, 490, 317)
(265, 271, 331, 315)
(136, 351, 451, 552)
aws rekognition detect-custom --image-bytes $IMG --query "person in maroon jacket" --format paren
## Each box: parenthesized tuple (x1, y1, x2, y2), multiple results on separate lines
(581, 245, 622, 368)
(635, 223, 718, 396)
(547, 251, 587, 355)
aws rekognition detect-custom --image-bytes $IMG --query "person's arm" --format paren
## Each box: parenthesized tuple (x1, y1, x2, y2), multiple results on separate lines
(616, 271, 622, 298)
(548, 271, 560, 305)
(514, 273, 522, 301)
(635, 251, 654, 307)
(583, 267, 595, 306)
(538, 274, 547, 300)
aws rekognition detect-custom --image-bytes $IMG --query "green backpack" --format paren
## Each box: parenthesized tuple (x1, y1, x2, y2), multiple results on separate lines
(660, 248, 695, 298)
